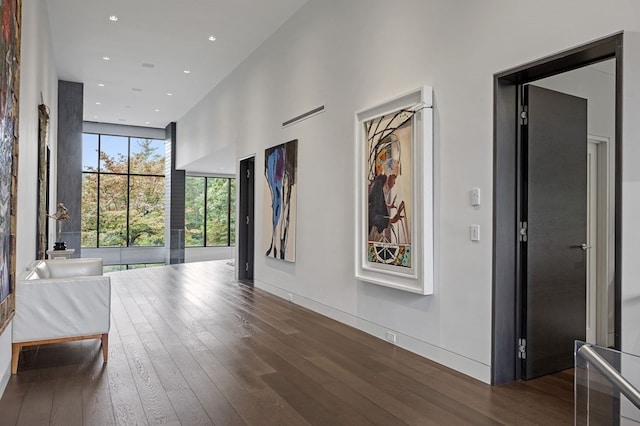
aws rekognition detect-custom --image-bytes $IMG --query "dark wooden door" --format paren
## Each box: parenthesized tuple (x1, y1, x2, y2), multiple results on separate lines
(238, 157, 255, 282)
(522, 85, 587, 379)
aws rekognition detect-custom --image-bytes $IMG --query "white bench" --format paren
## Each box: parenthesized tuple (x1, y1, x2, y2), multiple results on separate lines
(12, 258, 111, 374)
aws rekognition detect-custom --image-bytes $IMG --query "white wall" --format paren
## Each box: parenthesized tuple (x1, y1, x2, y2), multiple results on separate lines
(17, 0, 58, 274)
(0, 0, 59, 394)
(83, 121, 165, 140)
(178, 0, 640, 383)
(621, 31, 640, 426)
(622, 33, 640, 355)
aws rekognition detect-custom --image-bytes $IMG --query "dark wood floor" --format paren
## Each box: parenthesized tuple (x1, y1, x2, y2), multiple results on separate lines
(0, 260, 574, 425)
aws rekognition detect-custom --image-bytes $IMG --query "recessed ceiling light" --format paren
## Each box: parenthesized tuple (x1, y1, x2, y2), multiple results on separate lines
(167, 93, 173, 96)
(183, 69, 191, 74)
(142, 63, 154, 68)
(154, 109, 160, 112)
(93, 115, 98, 119)
(95, 102, 101, 105)
(109, 15, 118, 22)
(208, 36, 216, 42)
(102, 56, 110, 61)
(98, 83, 105, 87)
(145, 121, 150, 125)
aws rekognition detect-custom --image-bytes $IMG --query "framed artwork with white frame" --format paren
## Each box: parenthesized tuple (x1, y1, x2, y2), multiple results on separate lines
(354, 86, 433, 295)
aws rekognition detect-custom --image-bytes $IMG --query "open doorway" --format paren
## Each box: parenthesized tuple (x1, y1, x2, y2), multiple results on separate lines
(533, 61, 616, 350)
(492, 33, 623, 384)
(238, 156, 255, 283)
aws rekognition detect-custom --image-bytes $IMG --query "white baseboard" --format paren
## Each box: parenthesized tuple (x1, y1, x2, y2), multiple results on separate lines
(254, 280, 491, 384)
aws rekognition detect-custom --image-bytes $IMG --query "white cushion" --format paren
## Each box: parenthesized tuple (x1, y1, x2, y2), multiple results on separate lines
(46, 258, 103, 278)
(33, 262, 50, 278)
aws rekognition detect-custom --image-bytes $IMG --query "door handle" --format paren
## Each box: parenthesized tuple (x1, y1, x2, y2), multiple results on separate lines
(570, 243, 591, 250)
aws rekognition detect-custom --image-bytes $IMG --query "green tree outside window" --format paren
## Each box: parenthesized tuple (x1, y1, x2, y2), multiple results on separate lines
(185, 176, 235, 247)
(81, 134, 166, 248)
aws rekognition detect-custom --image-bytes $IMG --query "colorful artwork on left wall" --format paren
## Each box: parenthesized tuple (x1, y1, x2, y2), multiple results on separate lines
(0, 0, 22, 330)
(263, 139, 297, 262)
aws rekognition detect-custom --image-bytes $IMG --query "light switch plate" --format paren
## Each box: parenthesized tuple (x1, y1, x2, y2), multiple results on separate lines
(471, 187, 480, 206)
(470, 225, 480, 242)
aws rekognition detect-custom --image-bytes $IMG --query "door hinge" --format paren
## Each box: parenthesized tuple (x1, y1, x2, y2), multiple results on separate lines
(246, 216, 250, 225)
(520, 106, 528, 125)
(245, 262, 249, 272)
(519, 221, 528, 242)
(247, 169, 251, 179)
(518, 338, 527, 359)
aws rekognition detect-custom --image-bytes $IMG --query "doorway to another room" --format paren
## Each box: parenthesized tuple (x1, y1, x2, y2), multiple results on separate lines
(492, 33, 622, 384)
(238, 156, 255, 283)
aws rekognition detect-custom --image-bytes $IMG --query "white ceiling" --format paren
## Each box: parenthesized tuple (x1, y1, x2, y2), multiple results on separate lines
(46, 0, 308, 129)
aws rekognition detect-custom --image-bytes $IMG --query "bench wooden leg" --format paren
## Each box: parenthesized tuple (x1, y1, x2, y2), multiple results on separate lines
(11, 334, 109, 373)
(11, 343, 21, 374)
(101, 333, 108, 363)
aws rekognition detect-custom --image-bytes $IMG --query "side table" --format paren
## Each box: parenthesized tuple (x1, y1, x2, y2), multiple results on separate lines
(46, 249, 75, 260)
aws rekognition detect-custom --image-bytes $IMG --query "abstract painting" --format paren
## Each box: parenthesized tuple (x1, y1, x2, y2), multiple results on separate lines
(0, 0, 21, 329)
(263, 139, 297, 262)
(355, 87, 434, 294)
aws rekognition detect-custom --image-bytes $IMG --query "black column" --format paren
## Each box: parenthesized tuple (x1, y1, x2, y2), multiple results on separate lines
(56, 80, 83, 256)
(164, 122, 185, 264)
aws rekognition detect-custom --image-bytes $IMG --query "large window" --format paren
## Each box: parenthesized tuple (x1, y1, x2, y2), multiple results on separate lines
(185, 176, 235, 247)
(82, 134, 166, 248)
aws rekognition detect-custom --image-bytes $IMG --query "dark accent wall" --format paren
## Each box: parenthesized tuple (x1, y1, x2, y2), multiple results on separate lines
(57, 80, 83, 256)
(164, 122, 185, 264)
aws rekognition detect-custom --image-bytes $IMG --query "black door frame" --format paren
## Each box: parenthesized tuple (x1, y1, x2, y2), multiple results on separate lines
(492, 32, 623, 385)
(238, 156, 255, 283)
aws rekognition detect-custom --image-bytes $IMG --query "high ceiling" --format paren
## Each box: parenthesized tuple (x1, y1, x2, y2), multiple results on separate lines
(46, 0, 308, 129)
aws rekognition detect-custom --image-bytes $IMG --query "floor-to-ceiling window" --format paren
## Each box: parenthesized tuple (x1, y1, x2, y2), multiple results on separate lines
(82, 133, 166, 269)
(184, 176, 236, 247)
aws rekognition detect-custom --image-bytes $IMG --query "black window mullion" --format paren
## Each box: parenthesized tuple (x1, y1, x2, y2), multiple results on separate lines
(126, 137, 131, 246)
(128, 172, 164, 178)
(203, 177, 208, 247)
(96, 135, 102, 248)
(227, 178, 231, 246)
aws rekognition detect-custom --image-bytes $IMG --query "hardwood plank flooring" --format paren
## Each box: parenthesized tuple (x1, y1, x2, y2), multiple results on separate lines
(0, 260, 575, 425)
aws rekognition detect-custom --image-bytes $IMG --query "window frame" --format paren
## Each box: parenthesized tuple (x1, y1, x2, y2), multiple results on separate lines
(82, 132, 166, 248)
(185, 175, 236, 248)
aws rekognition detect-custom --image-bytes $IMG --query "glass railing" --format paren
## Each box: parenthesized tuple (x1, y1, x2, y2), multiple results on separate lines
(44, 228, 231, 268)
(575, 341, 640, 425)
(46, 230, 186, 266)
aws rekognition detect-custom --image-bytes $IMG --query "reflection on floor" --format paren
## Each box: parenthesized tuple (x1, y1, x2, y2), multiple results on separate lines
(0, 260, 574, 425)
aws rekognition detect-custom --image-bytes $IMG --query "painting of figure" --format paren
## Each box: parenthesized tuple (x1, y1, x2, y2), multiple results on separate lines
(365, 109, 415, 268)
(263, 140, 297, 262)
